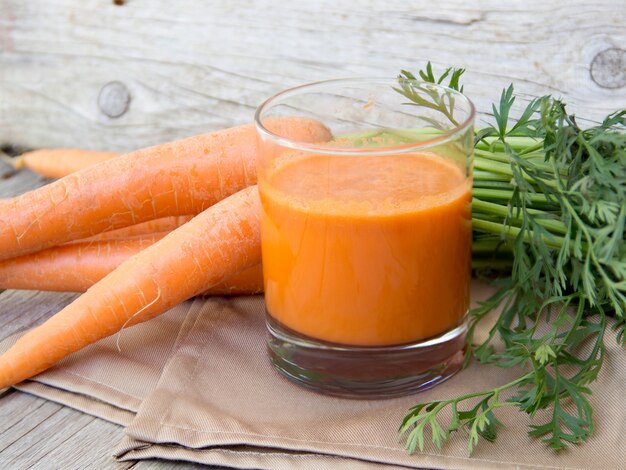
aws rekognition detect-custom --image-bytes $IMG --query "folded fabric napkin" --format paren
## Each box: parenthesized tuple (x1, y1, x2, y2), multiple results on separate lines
(2, 282, 624, 469)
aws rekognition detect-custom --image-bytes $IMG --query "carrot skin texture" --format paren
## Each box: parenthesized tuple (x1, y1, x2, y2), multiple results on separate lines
(203, 264, 263, 296)
(0, 118, 330, 261)
(82, 215, 194, 241)
(21, 149, 120, 179)
(0, 235, 165, 292)
(0, 186, 262, 388)
(0, 235, 263, 294)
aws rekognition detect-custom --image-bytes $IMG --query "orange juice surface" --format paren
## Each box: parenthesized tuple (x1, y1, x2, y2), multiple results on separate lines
(259, 152, 471, 346)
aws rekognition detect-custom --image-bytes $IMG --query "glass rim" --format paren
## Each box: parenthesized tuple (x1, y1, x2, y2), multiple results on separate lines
(254, 77, 476, 156)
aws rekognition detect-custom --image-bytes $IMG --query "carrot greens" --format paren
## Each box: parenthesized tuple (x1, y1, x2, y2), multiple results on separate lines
(397, 64, 626, 454)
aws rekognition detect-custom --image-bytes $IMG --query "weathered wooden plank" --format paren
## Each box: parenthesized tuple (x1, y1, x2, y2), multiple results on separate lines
(1, 0, 624, 152)
(0, 398, 95, 467)
(28, 414, 133, 470)
(0, 392, 56, 439)
(0, 394, 63, 453)
(0, 289, 78, 342)
(0, 165, 47, 197)
(0, 390, 133, 470)
(0, 391, 211, 470)
(0, 393, 223, 469)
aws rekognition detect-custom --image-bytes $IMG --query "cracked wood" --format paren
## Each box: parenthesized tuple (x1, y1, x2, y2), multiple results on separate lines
(0, 0, 624, 152)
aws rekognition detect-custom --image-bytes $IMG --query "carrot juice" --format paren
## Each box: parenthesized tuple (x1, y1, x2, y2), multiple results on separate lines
(259, 151, 472, 347)
(255, 77, 475, 396)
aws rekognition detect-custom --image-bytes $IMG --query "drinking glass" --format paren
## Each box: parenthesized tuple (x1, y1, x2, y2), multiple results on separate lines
(255, 78, 475, 398)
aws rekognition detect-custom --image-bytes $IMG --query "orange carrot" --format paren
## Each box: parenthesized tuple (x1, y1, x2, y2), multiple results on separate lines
(15, 149, 120, 179)
(0, 186, 262, 388)
(0, 235, 263, 294)
(0, 235, 164, 292)
(202, 264, 263, 296)
(82, 215, 193, 241)
(0, 118, 330, 261)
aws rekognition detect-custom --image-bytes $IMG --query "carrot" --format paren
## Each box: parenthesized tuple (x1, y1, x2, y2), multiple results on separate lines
(202, 264, 263, 296)
(0, 235, 164, 292)
(15, 149, 120, 179)
(0, 118, 330, 261)
(81, 215, 193, 241)
(0, 186, 262, 388)
(0, 235, 263, 294)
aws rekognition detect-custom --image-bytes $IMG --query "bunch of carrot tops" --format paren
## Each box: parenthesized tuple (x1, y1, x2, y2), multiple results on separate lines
(397, 64, 625, 454)
(0, 64, 624, 456)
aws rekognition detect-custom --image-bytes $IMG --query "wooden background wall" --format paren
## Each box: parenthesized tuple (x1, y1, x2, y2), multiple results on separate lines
(0, 0, 625, 152)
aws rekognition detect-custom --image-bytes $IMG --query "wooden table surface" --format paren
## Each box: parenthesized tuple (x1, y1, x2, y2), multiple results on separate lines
(0, 1, 624, 468)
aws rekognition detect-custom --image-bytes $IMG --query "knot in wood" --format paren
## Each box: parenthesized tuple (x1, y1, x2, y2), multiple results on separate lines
(590, 48, 626, 89)
(98, 81, 131, 118)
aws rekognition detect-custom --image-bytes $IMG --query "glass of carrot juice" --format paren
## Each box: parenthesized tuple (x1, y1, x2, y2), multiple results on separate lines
(255, 78, 475, 398)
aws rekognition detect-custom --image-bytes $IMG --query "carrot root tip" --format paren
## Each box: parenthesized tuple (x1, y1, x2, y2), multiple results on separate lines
(1, 153, 22, 170)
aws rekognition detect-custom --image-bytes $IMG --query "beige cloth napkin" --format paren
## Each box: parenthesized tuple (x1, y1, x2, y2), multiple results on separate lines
(1, 301, 196, 425)
(3, 283, 625, 469)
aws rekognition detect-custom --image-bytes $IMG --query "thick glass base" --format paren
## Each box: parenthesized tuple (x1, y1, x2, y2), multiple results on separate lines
(266, 314, 467, 399)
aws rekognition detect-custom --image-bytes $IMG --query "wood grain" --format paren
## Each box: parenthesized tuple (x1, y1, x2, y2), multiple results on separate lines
(0, 164, 47, 197)
(0, 392, 134, 470)
(0, 390, 213, 469)
(1, 399, 96, 467)
(0, 394, 64, 453)
(0, 0, 624, 152)
(0, 393, 59, 444)
(0, 290, 78, 340)
(27, 418, 132, 470)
